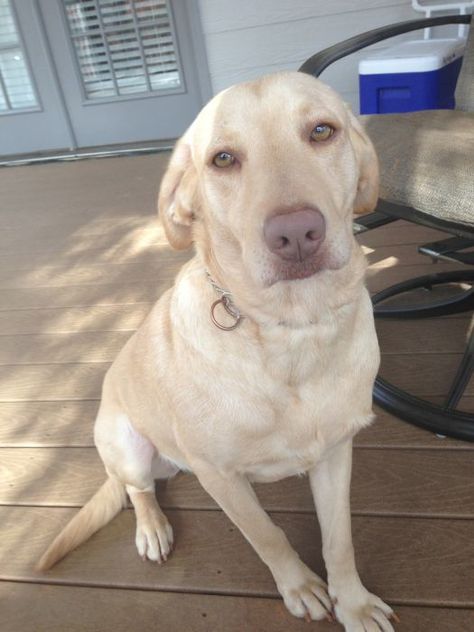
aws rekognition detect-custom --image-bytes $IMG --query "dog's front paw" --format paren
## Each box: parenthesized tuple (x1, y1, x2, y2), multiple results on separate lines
(135, 511, 173, 564)
(276, 561, 334, 622)
(332, 584, 398, 632)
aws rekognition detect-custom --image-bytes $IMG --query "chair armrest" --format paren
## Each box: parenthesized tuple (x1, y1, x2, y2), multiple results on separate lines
(299, 14, 471, 77)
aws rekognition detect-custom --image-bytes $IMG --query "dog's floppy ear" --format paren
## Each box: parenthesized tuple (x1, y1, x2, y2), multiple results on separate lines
(158, 137, 197, 250)
(347, 110, 379, 215)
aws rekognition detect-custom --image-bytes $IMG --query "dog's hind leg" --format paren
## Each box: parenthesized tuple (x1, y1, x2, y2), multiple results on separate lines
(95, 411, 178, 563)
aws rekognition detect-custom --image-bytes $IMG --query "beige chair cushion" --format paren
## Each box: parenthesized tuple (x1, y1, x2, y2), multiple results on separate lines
(361, 109, 474, 227)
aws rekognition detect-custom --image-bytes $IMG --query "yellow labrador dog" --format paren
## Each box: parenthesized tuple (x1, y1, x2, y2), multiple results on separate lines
(38, 72, 397, 631)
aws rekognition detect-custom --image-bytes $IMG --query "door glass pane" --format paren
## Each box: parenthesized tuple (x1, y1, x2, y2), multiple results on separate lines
(63, 0, 182, 100)
(0, 0, 38, 112)
(0, 0, 17, 46)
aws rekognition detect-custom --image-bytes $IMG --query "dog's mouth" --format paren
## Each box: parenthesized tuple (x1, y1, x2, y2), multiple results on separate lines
(251, 231, 353, 287)
(262, 253, 327, 286)
(276, 257, 325, 281)
(261, 242, 352, 286)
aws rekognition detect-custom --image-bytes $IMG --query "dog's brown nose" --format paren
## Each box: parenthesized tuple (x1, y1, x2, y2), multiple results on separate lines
(263, 208, 326, 262)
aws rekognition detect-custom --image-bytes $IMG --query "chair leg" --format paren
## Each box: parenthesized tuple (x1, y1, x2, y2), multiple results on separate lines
(372, 270, 474, 442)
(374, 378, 474, 442)
(444, 327, 474, 410)
(373, 270, 474, 319)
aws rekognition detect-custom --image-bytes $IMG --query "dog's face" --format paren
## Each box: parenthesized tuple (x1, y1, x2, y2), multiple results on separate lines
(159, 72, 378, 287)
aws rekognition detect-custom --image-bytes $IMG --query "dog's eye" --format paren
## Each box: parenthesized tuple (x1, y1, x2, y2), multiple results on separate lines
(213, 152, 235, 168)
(310, 124, 335, 142)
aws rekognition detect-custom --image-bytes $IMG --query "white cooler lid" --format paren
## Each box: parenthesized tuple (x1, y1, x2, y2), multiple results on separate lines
(359, 38, 466, 74)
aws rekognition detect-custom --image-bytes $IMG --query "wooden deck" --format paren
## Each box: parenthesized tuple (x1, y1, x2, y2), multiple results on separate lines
(1, 155, 473, 631)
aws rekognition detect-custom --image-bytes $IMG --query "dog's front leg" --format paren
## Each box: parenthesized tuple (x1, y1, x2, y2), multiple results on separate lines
(193, 464, 333, 622)
(309, 439, 398, 631)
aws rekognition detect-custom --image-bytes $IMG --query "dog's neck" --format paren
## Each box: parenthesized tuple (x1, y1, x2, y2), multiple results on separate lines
(203, 247, 367, 331)
(195, 219, 368, 330)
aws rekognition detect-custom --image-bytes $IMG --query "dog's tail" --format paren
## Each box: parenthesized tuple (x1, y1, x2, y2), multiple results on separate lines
(36, 477, 127, 571)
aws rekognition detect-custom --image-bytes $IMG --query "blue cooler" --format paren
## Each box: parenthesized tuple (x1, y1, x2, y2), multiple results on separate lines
(359, 38, 465, 114)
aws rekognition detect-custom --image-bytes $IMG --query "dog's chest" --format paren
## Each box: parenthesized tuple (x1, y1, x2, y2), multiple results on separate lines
(209, 326, 375, 481)
(241, 397, 329, 482)
(154, 288, 378, 481)
(226, 378, 360, 482)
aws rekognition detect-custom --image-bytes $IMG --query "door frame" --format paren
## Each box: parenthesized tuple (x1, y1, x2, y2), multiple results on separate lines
(183, 0, 213, 106)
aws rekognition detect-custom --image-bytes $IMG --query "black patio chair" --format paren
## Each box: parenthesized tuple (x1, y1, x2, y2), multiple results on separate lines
(300, 14, 474, 441)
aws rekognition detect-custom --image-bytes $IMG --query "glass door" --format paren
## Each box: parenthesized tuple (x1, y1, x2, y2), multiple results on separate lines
(39, 0, 208, 147)
(0, 0, 210, 156)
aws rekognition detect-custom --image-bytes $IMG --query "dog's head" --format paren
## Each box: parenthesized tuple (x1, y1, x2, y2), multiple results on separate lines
(158, 72, 378, 288)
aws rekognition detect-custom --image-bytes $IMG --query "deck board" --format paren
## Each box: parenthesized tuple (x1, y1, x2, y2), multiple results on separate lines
(0, 260, 461, 311)
(1, 447, 473, 518)
(0, 400, 99, 446)
(356, 220, 448, 247)
(1, 507, 473, 607)
(0, 303, 152, 335)
(1, 153, 473, 629)
(0, 353, 469, 402)
(1, 400, 473, 448)
(0, 331, 133, 364)
(0, 258, 458, 291)
(3, 583, 473, 632)
(0, 362, 110, 401)
(0, 281, 169, 310)
(0, 317, 470, 365)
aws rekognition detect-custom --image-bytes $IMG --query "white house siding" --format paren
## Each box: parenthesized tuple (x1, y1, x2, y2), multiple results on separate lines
(196, 0, 457, 112)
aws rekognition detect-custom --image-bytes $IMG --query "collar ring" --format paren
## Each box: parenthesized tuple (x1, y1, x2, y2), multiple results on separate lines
(211, 297, 242, 331)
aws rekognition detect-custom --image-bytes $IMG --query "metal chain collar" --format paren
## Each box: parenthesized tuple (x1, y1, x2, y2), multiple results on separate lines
(206, 272, 243, 331)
